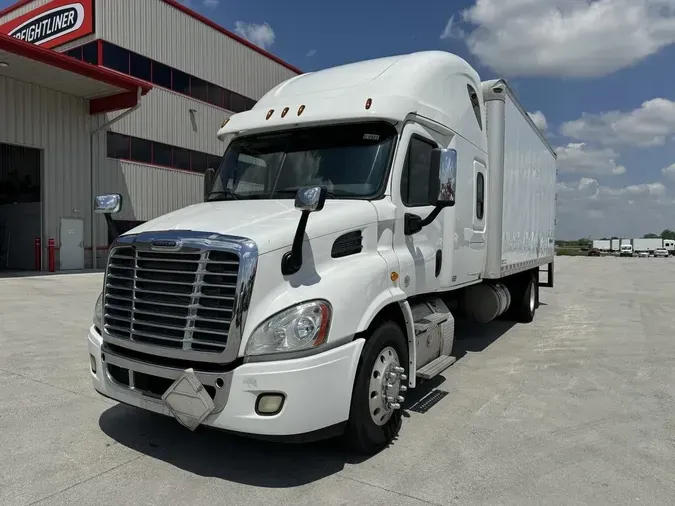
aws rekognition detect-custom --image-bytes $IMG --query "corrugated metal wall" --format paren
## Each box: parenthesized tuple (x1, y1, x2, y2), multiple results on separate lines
(0, 75, 93, 264)
(103, 89, 227, 155)
(0, 0, 51, 23)
(95, 0, 298, 99)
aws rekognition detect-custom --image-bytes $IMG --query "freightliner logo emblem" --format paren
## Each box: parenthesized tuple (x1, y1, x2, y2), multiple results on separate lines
(151, 239, 182, 250)
(8, 3, 85, 46)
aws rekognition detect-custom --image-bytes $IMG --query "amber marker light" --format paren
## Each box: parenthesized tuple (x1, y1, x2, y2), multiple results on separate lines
(365, 98, 372, 110)
(390, 271, 399, 283)
(281, 107, 289, 118)
(266, 109, 274, 120)
(298, 104, 305, 116)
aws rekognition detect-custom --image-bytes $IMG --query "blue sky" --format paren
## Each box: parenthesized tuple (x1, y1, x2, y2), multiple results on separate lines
(3, 0, 675, 239)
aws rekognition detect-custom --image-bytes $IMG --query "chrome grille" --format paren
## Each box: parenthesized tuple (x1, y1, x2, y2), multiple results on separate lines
(103, 245, 240, 355)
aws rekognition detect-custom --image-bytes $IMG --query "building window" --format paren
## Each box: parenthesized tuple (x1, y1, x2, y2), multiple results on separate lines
(400, 136, 436, 207)
(130, 53, 151, 82)
(152, 61, 172, 88)
(476, 172, 485, 219)
(103, 42, 130, 74)
(65, 41, 98, 65)
(99, 41, 257, 113)
(106, 132, 130, 159)
(130, 137, 152, 164)
(106, 132, 221, 174)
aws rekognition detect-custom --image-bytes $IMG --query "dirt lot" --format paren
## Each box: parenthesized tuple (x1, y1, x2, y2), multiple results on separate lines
(1, 255, 674, 505)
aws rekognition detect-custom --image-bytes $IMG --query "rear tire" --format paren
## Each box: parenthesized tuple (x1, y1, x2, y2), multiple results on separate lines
(515, 274, 537, 323)
(344, 321, 409, 455)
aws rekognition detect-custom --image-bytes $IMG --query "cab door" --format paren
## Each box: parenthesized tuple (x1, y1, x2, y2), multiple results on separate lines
(391, 122, 450, 297)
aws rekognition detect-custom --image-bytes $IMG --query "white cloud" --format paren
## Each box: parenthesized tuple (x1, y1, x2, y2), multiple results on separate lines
(556, 177, 672, 239)
(234, 21, 276, 50)
(661, 163, 675, 180)
(449, 0, 675, 78)
(440, 15, 465, 40)
(561, 98, 675, 147)
(306, 49, 317, 57)
(555, 142, 626, 176)
(528, 110, 548, 132)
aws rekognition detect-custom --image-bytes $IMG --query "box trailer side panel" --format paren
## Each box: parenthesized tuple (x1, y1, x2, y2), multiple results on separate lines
(633, 238, 663, 252)
(593, 239, 611, 250)
(611, 239, 620, 251)
(485, 85, 556, 278)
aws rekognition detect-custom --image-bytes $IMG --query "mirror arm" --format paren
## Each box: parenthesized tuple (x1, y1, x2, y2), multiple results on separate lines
(281, 211, 310, 276)
(404, 205, 445, 236)
(104, 214, 120, 242)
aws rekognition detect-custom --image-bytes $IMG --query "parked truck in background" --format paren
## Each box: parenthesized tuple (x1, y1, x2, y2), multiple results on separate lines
(633, 238, 669, 255)
(88, 51, 556, 454)
(611, 239, 620, 252)
(592, 240, 610, 251)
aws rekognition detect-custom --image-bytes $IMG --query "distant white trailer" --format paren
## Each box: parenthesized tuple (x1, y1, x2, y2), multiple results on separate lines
(664, 239, 675, 252)
(611, 239, 620, 251)
(592, 239, 610, 251)
(633, 238, 664, 253)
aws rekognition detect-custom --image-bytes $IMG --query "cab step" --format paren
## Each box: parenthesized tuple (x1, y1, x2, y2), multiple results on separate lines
(416, 355, 457, 380)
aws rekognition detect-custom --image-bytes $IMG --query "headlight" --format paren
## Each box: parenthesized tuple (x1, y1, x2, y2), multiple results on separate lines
(244, 300, 332, 356)
(93, 292, 103, 328)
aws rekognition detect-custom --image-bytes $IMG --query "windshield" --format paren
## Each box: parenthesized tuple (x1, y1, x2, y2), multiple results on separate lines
(207, 121, 397, 201)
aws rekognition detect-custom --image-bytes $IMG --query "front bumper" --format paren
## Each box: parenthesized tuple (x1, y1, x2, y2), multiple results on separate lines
(88, 326, 364, 437)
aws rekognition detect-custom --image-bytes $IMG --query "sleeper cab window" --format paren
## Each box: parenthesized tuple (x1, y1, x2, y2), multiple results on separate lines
(401, 136, 436, 207)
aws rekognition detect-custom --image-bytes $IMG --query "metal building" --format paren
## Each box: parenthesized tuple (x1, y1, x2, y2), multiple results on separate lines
(0, 0, 300, 271)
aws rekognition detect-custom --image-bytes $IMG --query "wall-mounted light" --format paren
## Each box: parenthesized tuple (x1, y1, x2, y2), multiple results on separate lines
(0, 62, 9, 68)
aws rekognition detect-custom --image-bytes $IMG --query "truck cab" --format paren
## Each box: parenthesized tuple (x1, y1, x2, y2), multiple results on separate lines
(88, 51, 556, 454)
(620, 244, 634, 257)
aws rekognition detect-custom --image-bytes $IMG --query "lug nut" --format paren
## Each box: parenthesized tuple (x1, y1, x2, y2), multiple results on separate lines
(396, 395, 405, 403)
(400, 385, 408, 392)
(386, 396, 394, 403)
(385, 382, 394, 389)
(400, 374, 407, 381)
(393, 366, 404, 373)
(389, 402, 401, 409)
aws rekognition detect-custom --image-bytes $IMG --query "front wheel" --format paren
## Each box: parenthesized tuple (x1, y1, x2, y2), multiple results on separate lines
(344, 321, 409, 455)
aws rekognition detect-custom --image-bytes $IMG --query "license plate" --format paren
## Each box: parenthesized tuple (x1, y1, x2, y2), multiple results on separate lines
(161, 368, 215, 431)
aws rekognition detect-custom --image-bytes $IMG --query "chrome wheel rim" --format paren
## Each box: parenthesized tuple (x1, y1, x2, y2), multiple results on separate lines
(368, 346, 406, 426)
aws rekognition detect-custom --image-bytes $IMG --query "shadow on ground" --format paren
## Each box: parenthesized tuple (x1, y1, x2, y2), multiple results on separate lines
(99, 317, 519, 486)
(452, 318, 517, 360)
(99, 405, 368, 488)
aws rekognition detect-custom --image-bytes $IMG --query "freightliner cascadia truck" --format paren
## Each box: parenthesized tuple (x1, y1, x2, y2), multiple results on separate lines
(89, 51, 556, 455)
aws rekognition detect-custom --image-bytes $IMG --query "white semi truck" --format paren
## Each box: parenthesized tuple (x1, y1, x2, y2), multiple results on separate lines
(88, 51, 556, 454)
(592, 240, 610, 251)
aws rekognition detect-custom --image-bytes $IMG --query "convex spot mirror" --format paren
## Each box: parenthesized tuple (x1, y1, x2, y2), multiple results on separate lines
(94, 194, 122, 214)
(295, 186, 327, 212)
(429, 148, 457, 207)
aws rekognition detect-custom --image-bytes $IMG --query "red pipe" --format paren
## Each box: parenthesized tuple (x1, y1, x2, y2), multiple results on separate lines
(34, 237, 41, 271)
(48, 239, 55, 273)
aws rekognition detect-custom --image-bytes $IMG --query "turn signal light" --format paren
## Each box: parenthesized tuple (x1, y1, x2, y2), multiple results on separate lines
(365, 98, 372, 110)
(298, 104, 305, 116)
(281, 107, 289, 118)
(266, 109, 274, 120)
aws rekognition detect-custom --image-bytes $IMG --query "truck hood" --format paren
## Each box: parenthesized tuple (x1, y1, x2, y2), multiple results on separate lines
(126, 199, 378, 254)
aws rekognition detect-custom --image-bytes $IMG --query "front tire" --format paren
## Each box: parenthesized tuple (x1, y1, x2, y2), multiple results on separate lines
(515, 274, 537, 323)
(344, 321, 409, 455)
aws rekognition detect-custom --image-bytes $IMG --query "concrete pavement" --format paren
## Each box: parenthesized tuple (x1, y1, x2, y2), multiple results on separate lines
(1, 256, 674, 505)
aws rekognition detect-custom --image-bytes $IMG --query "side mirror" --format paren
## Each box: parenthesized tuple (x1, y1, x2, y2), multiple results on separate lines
(94, 194, 122, 214)
(281, 186, 328, 276)
(429, 148, 457, 207)
(204, 167, 216, 201)
(295, 186, 327, 212)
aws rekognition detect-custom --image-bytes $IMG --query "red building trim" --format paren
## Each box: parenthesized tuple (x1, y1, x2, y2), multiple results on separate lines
(0, 0, 303, 74)
(0, 33, 152, 113)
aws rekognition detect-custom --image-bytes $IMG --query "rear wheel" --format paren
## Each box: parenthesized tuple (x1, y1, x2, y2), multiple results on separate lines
(344, 321, 409, 455)
(515, 274, 537, 323)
